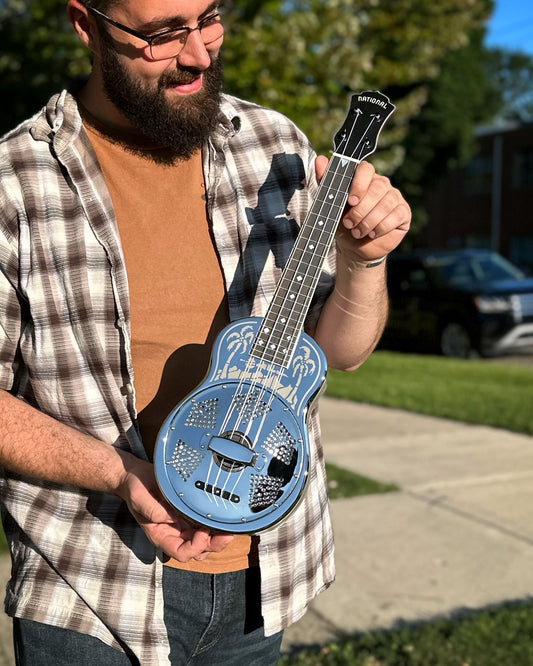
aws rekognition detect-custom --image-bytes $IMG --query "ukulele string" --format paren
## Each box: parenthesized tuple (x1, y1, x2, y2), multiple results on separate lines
(204, 120, 372, 501)
(239, 116, 376, 447)
(202, 112, 377, 503)
(231, 153, 360, 454)
(271, 116, 379, 359)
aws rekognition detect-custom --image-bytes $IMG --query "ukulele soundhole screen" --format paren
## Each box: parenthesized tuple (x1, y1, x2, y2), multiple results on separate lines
(234, 392, 271, 422)
(166, 440, 205, 481)
(263, 423, 296, 465)
(185, 398, 219, 429)
(249, 475, 284, 512)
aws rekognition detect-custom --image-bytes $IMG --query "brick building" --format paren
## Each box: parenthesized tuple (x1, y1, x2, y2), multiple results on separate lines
(421, 121, 533, 273)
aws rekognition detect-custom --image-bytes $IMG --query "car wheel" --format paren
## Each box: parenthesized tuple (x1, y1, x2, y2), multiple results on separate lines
(440, 322, 475, 359)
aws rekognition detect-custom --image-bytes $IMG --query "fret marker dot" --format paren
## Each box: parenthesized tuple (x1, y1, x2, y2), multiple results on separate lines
(318, 220, 324, 226)
(281, 318, 286, 323)
(290, 294, 295, 300)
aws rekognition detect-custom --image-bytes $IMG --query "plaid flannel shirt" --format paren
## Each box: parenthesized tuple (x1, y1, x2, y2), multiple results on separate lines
(0, 91, 336, 664)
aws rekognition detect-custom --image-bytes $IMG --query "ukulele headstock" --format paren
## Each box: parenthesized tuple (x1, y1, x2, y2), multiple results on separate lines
(333, 91, 395, 162)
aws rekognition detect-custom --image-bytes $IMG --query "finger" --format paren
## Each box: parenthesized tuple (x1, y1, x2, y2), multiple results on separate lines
(315, 155, 329, 183)
(129, 495, 179, 526)
(173, 528, 212, 562)
(207, 534, 234, 552)
(344, 181, 403, 238)
(369, 203, 412, 239)
(347, 161, 376, 203)
(141, 521, 189, 555)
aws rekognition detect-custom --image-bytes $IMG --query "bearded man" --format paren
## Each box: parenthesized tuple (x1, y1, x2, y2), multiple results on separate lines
(0, 1, 410, 664)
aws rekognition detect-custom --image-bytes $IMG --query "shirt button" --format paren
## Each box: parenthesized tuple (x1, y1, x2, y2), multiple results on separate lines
(122, 383, 134, 395)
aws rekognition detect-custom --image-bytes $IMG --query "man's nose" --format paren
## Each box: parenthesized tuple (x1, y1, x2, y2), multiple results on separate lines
(176, 29, 213, 69)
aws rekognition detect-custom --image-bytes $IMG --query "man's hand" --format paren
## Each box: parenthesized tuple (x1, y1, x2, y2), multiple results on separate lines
(116, 453, 234, 562)
(315, 156, 411, 264)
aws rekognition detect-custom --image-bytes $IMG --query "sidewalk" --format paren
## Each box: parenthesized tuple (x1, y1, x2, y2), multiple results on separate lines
(1, 397, 533, 662)
(282, 397, 533, 652)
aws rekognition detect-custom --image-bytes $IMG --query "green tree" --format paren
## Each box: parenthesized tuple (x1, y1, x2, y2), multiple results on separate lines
(483, 48, 533, 122)
(223, 0, 493, 169)
(392, 30, 503, 232)
(0, 0, 89, 134)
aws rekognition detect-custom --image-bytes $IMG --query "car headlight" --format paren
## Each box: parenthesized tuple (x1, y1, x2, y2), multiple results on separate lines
(474, 295, 513, 313)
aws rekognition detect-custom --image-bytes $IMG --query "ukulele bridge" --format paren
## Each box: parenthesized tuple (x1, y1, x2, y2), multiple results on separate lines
(208, 431, 257, 472)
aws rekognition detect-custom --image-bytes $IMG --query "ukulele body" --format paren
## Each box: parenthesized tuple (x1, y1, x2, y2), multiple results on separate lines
(154, 317, 327, 534)
(154, 90, 395, 534)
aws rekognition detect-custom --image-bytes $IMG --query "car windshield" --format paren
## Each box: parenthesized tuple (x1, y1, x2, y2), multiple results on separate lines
(425, 253, 525, 288)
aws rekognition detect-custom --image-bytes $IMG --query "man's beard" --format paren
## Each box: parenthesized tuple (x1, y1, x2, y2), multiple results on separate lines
(99, 40, 223, 160)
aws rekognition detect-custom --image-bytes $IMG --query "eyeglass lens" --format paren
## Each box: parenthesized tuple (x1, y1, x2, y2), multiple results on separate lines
(149, 15, 223, 60)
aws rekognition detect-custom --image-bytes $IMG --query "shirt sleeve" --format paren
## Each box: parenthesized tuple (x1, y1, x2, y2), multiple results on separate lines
(0, 182, 24, 392)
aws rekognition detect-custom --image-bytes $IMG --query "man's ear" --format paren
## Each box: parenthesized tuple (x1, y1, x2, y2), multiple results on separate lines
(67, 0, 97, 53)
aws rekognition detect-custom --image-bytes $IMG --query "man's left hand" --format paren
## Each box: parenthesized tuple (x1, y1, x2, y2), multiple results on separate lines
(315, 156, 411, 264)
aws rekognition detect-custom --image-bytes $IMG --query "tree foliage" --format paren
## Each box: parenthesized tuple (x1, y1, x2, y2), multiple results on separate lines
(392, 30, 504, 231)
(483, 48, 533, 122)
(222, 0, 494, 167)
(3, 0, 526, 239)
(0, 0, 89, 134)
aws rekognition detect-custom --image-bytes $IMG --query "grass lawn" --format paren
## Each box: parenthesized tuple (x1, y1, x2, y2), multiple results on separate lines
(326, 462, 398, 499)
(325, 351, 533, 435)
(278, 600, 533, 665)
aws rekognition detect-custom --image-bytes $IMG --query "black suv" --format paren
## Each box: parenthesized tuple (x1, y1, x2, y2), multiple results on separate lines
(382, 248, 533, 358)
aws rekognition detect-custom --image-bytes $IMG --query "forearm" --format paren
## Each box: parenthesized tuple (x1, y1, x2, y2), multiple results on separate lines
(0, 389, 234, 560)
(313, 254, 388, 371)
(0, 389, 131, 493)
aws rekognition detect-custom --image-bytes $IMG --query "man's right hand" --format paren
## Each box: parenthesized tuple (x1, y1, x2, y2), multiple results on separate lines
(0, 391, 233, 562)
(115, 452, 234, 562)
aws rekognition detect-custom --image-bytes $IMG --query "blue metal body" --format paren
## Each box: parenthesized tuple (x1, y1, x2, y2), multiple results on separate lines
(154, 317, 327, 534)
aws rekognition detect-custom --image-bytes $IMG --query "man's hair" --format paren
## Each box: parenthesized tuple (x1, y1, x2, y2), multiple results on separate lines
(83, 0, 120, 11)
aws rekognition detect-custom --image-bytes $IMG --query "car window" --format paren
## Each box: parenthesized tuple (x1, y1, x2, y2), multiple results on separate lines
(426, 252, 525, 287)
(426, 258, 473, 287)
(475, 254, 525, 281)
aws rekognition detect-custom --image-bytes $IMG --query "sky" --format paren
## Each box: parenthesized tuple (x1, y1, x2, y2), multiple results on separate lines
(486, 0, 533, 55)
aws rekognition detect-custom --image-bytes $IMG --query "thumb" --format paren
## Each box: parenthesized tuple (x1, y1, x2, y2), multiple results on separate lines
(315, 155, 329, 183)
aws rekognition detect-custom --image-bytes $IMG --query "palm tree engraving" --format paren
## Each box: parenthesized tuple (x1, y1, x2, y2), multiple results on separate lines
(285, 345, 316, 407)
(216, 325, 256, 380)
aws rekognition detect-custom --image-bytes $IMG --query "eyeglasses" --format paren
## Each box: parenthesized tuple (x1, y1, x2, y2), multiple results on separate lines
(85, 6, 224, 61)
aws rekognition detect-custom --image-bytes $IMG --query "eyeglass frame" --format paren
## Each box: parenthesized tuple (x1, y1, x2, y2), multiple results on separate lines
(84, 4, 224, 60)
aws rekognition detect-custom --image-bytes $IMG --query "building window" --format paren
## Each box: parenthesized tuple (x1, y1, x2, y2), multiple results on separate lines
(512, 148, 533, 190)
(462, 154, 493, 195)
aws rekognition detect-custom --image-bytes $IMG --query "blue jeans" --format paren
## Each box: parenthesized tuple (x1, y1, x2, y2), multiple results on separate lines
(13, 566, 283, 665)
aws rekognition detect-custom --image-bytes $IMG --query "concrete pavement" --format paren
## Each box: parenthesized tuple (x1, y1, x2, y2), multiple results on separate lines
(282, 397, 533, 652)
(1, 397, 533, 662)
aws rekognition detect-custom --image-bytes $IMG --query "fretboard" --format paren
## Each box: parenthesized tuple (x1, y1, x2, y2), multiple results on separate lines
(250, 154, 358, 367)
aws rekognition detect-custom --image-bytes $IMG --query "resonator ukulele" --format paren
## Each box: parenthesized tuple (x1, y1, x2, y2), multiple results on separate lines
(154, 91, 395, 534)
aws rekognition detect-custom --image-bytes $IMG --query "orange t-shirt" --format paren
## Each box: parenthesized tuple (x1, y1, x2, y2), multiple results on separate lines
(82, 109, 254, 572)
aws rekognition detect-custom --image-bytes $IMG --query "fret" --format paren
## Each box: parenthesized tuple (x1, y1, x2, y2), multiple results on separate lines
(251, 154, 357, 365)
